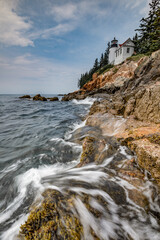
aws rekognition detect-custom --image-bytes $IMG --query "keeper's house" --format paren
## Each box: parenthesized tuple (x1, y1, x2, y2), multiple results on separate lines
(109, 37, 135, 65)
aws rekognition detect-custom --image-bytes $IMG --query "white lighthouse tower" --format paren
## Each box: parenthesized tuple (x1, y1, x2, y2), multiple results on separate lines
(109, 37, 118, 65)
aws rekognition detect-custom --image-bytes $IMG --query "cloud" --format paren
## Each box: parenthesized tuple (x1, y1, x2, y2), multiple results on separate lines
(0, 0, 33, 47)
(29, 23, 76, 40)
(0, 0, 152, 48)
(139, 0, 151, 16)
(51, 3, 77, 22)
(0, 0, 107, 47)
(28, 1, 109, 41)
(50, 1, 109, 23)
(125, 0, 151, 15)
(0, 53, 81, 94)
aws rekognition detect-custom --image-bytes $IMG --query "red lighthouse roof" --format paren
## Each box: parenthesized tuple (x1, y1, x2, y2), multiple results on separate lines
(119, 38, 132, 48)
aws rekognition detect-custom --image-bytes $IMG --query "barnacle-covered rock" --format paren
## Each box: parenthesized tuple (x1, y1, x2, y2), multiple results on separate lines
(20, 189, 83, 240)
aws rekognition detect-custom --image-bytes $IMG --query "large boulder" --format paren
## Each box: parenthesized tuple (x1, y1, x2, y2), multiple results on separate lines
(129, 138, 160, 186)
(61, 91, 86, 101)
(133, 83, 160, 123)
(49, 97, 59, 101)
(20, 189, 83, 240)
(33, 94, 47, 101)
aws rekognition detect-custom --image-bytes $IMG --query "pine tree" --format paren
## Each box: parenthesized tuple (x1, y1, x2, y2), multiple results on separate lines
(93, 58, 99, 71)
(133, 33, 139, 53)
(103, 42, 110, 65)
(136, 0, 160, 53)
(100, 53, 104, 68)
(150, 6, 160, 51)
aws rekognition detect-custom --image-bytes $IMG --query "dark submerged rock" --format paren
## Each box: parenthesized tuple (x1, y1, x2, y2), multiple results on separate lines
(19, 95, 31, 99)
(101, 180, 126, 205)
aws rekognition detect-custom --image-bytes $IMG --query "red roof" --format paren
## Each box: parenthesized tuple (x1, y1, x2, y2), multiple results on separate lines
(119, 38, 131, 48)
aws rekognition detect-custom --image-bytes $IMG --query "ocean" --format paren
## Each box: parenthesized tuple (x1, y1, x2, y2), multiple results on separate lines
(0, 95, 160, 240)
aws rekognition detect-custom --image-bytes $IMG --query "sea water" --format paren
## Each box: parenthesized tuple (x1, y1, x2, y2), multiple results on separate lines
(0, 95, 160, 240)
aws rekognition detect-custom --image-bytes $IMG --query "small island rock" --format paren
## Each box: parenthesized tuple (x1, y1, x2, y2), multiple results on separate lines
(33, 94, 47, 101)
(49, 97, 59, 101)
(19, 95, 31, 99)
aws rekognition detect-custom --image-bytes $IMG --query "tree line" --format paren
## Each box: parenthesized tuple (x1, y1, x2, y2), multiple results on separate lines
(133, 0, 160, 54)
(78, 42, 112, 88)
(78, 0, 160, 89)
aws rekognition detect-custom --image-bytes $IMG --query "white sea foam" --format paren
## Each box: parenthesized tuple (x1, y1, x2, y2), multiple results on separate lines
(0, 158, 30, 180)
(72, 119, 86, 131)
(89, 198, 104, 212)
(64, 119, 86, 140)
(1, 156, 160, 240)
(74, 196, 118, 240)
(72, 97, 96, 106)
(1, 214, 28, 240)
(0, 161, 78, 224)
(50, 137, 82, 151)
(62, 170, 106, 183)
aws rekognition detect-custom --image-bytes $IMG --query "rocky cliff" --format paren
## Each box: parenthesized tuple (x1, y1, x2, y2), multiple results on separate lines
(63, 50, 160, 186)
(19, 51, 160, 240)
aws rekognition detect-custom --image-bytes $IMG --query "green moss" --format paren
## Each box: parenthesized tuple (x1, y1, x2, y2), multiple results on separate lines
(20, 189, 103, 240)
(127, 53, 149, 62)
(96, 64, 114, 75)
(112, 67, 118, 74)
(20, 190, 83, 240)
(80, 136, 96, 165)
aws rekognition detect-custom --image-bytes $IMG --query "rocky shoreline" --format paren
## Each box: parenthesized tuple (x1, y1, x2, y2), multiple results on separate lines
(63, 50, 160, 187)
(19, 94, 59, 101)
(19, 50, 160, 239)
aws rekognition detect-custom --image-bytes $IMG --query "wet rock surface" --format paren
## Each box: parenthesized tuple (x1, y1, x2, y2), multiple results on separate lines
(33, 94, 47, 101)
(48, 97, 59, 101)
(129, 138, 160, 185)
(19, 50, 160, 239)
(19, 112, 160, 239)
(19, 95, 60, 102)
(20, 190, 83, 240)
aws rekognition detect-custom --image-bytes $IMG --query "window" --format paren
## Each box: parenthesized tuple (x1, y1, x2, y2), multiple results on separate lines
(127, 48, 130, 53)
(120, 48, 122, 54)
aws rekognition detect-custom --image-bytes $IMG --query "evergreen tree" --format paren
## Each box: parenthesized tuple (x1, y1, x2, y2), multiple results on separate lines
(77, 41, 114, 88)
(136, 0, 160, 53)
(150, 6, 160, 51)
(106, 41, 110, 57)
(100, 53, 104, 68)
(132, 33, 140, 53)
(103, 42, 110, 65)
(93, 58, 99, 71)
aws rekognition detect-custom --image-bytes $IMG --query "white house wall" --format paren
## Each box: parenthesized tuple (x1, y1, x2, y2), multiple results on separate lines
(114, 46, 134, 65)
(109, 47, 117, 64)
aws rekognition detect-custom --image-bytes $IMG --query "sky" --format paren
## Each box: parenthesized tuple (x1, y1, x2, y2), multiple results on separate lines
(0, 0, 151, 94)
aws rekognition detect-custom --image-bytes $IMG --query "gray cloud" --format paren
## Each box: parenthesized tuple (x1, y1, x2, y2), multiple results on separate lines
(0, 0, 33, 47)
(50, 1, 109, 22)
(0, 53, 81, 93)
(0, 0, 151, 47)
(29, 23, 76, 40)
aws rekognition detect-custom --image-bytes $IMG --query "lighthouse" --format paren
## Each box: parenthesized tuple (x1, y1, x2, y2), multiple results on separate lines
(108, 37, 118, 64)
(108, 37, 135, 65)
